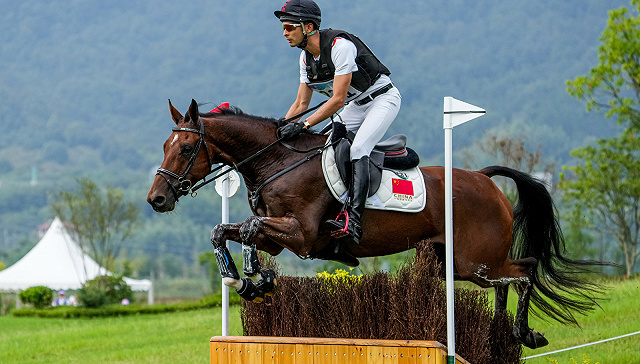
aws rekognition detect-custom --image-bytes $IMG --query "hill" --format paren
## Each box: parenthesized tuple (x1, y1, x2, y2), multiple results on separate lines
(0, 1, 631, 268)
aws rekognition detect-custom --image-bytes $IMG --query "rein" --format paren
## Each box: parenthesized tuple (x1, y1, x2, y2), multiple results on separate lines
(280, 100, 326, 124)
(247, 145, 330, 211)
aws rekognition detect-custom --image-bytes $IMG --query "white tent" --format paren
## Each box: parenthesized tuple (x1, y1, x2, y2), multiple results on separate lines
(0, 217, 153, 304)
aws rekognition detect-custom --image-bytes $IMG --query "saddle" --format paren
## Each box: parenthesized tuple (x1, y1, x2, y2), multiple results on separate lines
(316, 123, 426, 266)
(330, 122, 420, 196)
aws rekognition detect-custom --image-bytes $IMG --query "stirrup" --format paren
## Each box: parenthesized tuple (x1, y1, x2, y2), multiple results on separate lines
(329, 210, 350, 238)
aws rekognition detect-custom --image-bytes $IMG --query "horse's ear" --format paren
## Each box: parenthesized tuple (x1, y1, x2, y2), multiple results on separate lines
(168, 99, 183, 125)
(187, 99, 199, 125)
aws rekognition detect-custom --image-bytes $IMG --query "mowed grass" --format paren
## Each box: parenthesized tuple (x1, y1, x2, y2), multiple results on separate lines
(1, 277, 639, 363)
(513, 277, 640, 363)
(0, 306, 243, 364)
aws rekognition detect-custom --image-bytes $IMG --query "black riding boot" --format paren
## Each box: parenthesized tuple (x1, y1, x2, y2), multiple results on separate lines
(346, 156, 369, 244)
(327, 156, 369, 245)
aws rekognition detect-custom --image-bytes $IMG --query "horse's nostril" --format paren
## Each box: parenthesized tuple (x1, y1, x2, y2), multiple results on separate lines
(152, 195, 166, 208)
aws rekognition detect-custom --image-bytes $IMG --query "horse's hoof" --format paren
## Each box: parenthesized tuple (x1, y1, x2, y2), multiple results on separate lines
(514, 328, 549, 349)
(334, 244, 360, 267)
(236, 277, 265, 303)
(335, 255, 360, 267)
(255, 268, 277, 296)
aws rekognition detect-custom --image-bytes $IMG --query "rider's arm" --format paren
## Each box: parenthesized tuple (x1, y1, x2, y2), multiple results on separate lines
(285, 83, 313, 120)
(303, 73, 351, 127)
(301, 37, 356, 128)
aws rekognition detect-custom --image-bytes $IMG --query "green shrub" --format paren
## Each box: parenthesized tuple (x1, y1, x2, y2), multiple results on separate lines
(11, 291, 243, 318)
(19, 286, 54, 309)
(78, 275, 133, 308)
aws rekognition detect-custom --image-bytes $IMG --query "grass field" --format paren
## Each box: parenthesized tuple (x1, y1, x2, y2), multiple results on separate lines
(1, 277, 638, 363)
(517, 276, 640, 363)
(0, 306, 243, 364)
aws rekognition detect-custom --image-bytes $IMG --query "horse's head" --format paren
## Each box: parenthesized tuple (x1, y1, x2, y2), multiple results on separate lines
(147, 99, 214, 212)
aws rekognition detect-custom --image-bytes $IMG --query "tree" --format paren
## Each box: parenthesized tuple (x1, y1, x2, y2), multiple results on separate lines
(199, 251, 222, 292)
(564, 0, 640, 275)
(462, 132, 556, 202)
(51, 178, 140, 271)
(567, 0, 640, 132)
(558, 134, 640, 276)
(562, 220, 599, 262)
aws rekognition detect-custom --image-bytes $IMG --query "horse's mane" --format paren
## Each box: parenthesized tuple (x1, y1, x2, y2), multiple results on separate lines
(199, 103, 326, 135)
(200, 104, 279, 125)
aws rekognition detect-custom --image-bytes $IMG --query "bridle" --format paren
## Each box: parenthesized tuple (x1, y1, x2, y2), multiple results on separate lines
(154, 114, 291, 202)
(155, 101, 331, 203)
(156, 116, 216, 201)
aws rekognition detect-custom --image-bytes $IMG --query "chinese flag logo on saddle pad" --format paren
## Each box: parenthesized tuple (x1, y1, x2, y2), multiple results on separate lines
(392, 178, 414, 196)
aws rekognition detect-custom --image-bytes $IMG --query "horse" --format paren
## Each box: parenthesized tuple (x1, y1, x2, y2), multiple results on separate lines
(147, 99, 603, 349)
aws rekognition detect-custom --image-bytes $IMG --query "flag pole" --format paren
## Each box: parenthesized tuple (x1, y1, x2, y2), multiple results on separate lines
(443, 97, 485, 363)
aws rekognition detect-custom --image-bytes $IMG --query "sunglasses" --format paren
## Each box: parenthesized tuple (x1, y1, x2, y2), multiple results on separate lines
(282, 23, 303, 31)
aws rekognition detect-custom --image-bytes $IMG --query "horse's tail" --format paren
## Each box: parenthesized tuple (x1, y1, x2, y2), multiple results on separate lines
(479, 165, 605, 325)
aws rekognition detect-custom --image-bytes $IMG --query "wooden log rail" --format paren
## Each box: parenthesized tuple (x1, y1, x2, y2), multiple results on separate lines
(210, 336, 470, 363)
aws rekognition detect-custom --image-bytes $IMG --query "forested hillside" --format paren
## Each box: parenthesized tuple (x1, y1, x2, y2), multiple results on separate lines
(0, 1, 629, 272)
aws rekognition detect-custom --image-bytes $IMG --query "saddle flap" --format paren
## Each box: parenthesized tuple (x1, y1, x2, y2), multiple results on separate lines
(321, 146, 426, 213)
(334, 138, 352, 183)
(333, 138, 383, 198)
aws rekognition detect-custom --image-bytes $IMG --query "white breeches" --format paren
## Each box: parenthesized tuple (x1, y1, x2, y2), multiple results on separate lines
(337, 86, 401, 160)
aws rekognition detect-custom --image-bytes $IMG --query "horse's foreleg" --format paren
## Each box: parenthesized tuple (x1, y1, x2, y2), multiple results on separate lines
(210, 221, 273, 302)
(237, 215, 307, 298)
(240, 215, 310, 255)
(210, 223, 244, 290)
(239, 243, 277, 297)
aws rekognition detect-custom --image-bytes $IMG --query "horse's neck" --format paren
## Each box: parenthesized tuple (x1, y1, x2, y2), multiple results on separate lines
(205, 116, 286, 184)
(205, 116, 327, 188)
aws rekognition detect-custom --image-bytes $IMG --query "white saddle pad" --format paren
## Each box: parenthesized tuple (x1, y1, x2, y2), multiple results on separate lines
(322, 145, 426, 213)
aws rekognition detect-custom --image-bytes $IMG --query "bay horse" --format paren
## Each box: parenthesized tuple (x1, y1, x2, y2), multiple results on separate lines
(147, 99, 603, 349)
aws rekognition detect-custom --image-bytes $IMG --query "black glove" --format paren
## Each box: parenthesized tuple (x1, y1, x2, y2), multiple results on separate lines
(278, 122, 304, 140)
(276, 117, 287, 127)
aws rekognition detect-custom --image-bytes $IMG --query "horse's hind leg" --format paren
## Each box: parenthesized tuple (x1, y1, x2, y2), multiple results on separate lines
(509, 257, 549, 349)
(494, 284, 509, 314)
(476, 256, 549, 348)
(513, 280, 549, 349)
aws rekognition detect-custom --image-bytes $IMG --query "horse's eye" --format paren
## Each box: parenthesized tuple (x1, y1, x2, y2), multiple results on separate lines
(181, 144, 194, 156)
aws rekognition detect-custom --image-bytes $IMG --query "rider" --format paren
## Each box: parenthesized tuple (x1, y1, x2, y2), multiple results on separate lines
(275, 0, 401, 246)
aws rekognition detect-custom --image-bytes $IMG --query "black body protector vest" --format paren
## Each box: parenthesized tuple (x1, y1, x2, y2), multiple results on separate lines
(305, 29, 391, 102)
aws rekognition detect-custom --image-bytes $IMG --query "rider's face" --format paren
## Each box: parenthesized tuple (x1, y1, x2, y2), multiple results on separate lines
(282, 22, 304, 47)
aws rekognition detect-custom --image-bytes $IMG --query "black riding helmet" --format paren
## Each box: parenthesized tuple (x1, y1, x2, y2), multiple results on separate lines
(274, 0, 321, 29)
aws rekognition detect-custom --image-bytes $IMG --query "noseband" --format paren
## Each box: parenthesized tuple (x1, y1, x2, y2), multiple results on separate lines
(156, 117, 213, 201)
